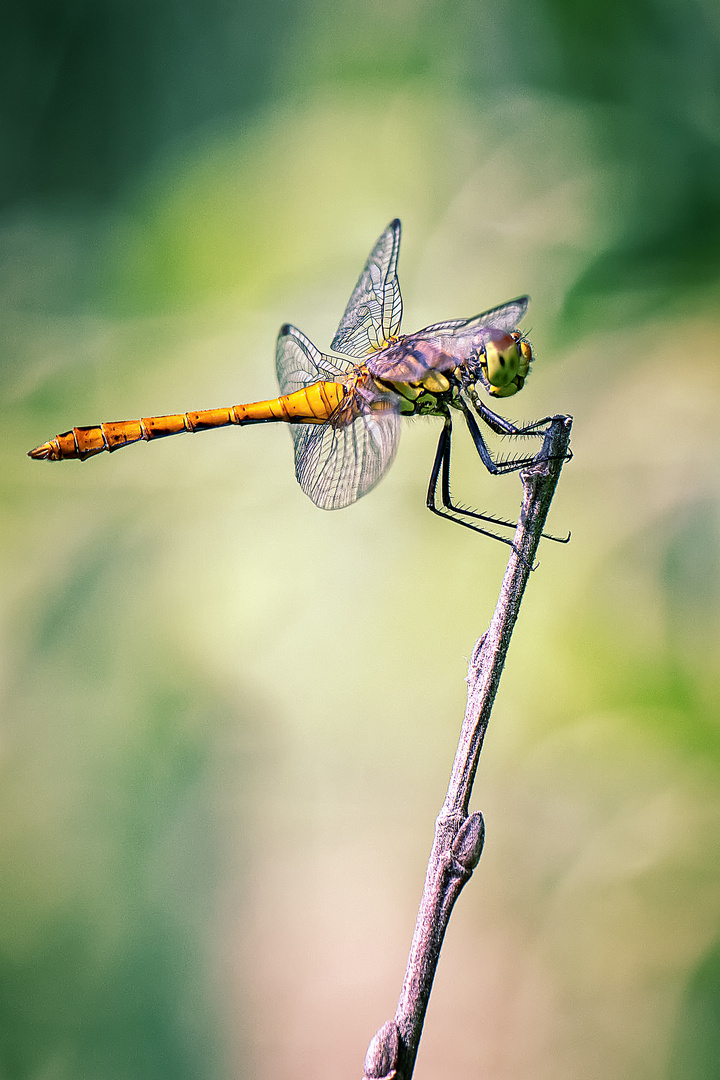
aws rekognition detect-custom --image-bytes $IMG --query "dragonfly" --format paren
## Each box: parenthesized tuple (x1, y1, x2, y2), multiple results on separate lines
(29, 219, 564, 545)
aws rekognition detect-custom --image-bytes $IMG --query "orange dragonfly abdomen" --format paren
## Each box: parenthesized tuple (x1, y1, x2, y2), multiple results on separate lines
(28, 381, 347, 461)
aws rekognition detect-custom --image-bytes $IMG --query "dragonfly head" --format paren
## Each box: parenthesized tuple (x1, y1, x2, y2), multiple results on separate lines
(477, 331, 532, 398)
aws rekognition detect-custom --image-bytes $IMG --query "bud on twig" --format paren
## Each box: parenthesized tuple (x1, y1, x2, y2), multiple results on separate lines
(451, 812, 485, 872)
(363, 1021, 399, 1080)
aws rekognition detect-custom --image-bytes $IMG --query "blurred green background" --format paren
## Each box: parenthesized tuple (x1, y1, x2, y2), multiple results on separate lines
(2, 1, 720, 1077)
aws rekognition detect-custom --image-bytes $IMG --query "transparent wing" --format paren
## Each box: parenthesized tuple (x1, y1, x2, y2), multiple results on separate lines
(276, 324, 354, 394)
(366, 337, 458, 381)
(366, 296, 530, 382)
(331, 220, 403, 358)
(291, 380, 401, 510)
(420, 295, 529, 336)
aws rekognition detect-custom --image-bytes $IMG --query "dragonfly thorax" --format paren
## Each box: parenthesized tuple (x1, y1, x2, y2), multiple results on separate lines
(374, 372, 457, 417)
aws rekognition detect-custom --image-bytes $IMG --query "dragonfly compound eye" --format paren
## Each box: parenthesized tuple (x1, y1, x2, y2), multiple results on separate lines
(488, 377, 524, 398)
(484, 334, 520, 388)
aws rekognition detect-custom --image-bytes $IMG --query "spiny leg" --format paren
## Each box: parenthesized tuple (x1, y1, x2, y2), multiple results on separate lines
(426, 415, 520, 545)
(466, 386, 555, 439)
(468, 390, 574, 470)
(461, 406, 542, 476)
(462, 408, 570, 544)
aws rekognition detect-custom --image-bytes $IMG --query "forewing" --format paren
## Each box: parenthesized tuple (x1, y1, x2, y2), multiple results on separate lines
(366, 296, 530, 382)
(331, 220, 403, 358)
(421, 296, 529, 336)
(291, 383, 401, 510)
(276, 324, 353, 395)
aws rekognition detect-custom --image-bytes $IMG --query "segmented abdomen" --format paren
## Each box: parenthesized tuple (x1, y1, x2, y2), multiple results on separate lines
(28, 381, 347, 461)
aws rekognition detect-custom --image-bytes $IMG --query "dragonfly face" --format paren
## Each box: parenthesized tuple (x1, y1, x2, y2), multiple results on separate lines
(29, 218, 559, 545)
(462, 330, 533, 399)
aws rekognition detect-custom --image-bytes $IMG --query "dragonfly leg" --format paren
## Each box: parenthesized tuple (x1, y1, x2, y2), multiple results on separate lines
(425, 406, 566, 545)
(464, 398, 572, 486)
(463, 408, 543, 476)
(467, 386, 556, 439)
(459, 409, 570, 544)
(425, 416, 521, 547)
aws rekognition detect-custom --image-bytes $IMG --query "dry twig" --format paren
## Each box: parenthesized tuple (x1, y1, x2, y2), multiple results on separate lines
(363, 414, 573, 1080)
